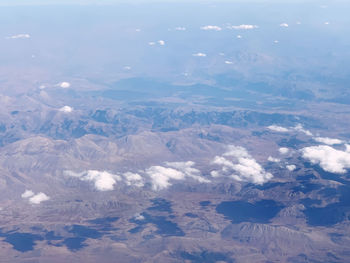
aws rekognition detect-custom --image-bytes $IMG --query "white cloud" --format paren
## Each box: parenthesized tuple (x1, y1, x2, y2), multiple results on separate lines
(148, 41, 156, 46)
(200, 25, 222, 31)
(29, 192, 50, 204)
(324, 22, 330, 25)
(123, 66, 132, 70)
(6, 33, 30, 39)
(146, 166, 185, 190)
(294, 124, 313, 136)
(146, 161, 209, 190)
(165, 161, 210, 183)
(122, 172, 144, 187)
(211, 145, 273, 184)
(134, 213, 145, 221)
(59, 82, 71, 88)
(286, 164, 296, 171)
(301, 145, 350, 174)
(175, 27, 186, 31)
(237, 35, 242, 39)
(274, 40, 279, 44)
(135, 28, 141, 32)
(158, 40, 165, 46)
(314, 137, 343, 145)
(59, 106, 73, 113)
(346, 145, 350, 152)
(225, 60, 233, 64)
(279, 147, 289, 155)
(192, 53, 207, 57)
(21, 190, 34, 198)
(280, 23, 289, 27)
(268, 156, 280, 163)
(65, 170, 121, 191)
(267, 125, 290, 132)
(227, 25, 258, 30)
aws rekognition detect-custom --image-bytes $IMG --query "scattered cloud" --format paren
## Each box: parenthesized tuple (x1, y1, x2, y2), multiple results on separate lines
(237, 35, 242, 39)
(65, 170, 121, 191)
(267, 125, 290, 132)
(123, 66, 132, 70)
(135, 28, 141, 32)
(324, 22, 330, 25)
(146, 161, 209, 190)
(122, 172, 144, 187)
(21, 190, 34, 198)
(314, 137, 343, 145)
(211, 145, 273, 184)
(200, 25, 222, 31)
(59, 82, 71, 88)
(301, 145, 350, 174)
(280, 23, 289, 27)
(227, 25, 258, 30)
(346, 145, 350, 152)
(286, 164, 296, 171)
(293, 124, 313, 136)
(175, 27, 186, 31)
(22, 190, 49, 204)
(268, 156, 280, 163)
(59, 106, 73, 113)
(192, 53, 207, 57)
(225, 60, 233, 64)
(274, 40, 279, 44)
(6, 33, 30, 39)
(149, 40, 165, 46)
(29, 193, 50, 204)
(279, 147, 289, 155)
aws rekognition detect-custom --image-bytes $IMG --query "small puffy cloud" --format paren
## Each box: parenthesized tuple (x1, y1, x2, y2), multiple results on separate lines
(123, 66, 132, 70)
(22, 190, 50, 204)
(267, 125, 290, 132)
(280, 23, 289, 27)
(211, 145, 273, 184)
(146, 161, 209, 190)
(148, 41, 156, 46)
(175, 27, 186, 31)
(324, 22, 330, 25)
(294, 124, 313, 136)
(165, 161, 210, 184)
(146, 166, 185, 190)
(301, 145, 350, 174)
(158, 40, 165, 45)
(65, 170, 121, 191)
(274, 40, 279, 44)
(200, 25, 222, 31)
(346, 145, 350, 152)
(21, 190, 34, 198)
(314, 137, 343, 145)
(59, 106, 73, 113)
(122, 172, 144, 187)
(227, 25, 258, 30)
(225, 61, 233, 64)
(286, 164, 296, 171)
(6, 33, 30, 39)
(268, 156, 280, 163)
(134, 213, 145, 221)
(59, 82, 71, 88)
(237, 35, 242, 39)
(192, 53, 207, 57)
(279, 147, 289, 155)
(29, 193, 50, 204)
